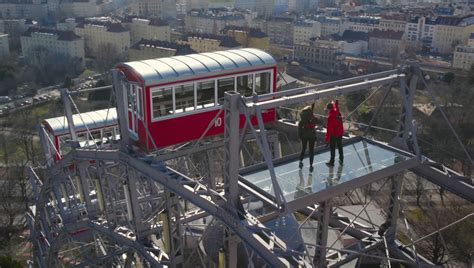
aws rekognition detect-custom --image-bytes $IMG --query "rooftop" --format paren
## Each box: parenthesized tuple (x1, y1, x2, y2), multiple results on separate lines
(188, 10, 245, 20)
(349, 16, 380, 24)
(43, 108, 117, 136)
(295, 19, 319, 27)
(408, 16, 421, 23)
(369, 29, 404, 40)
(380, 14, 407, 21)
(266, 16, 295, 23)
(131, 39, 196, 55)
(221, 26, 268, 38)
(22, 27, 81, 41)
(332, 30, 369, 42)
(314, 16, 344, 24)
(118, 48, 276, 86)
(76, 19, 128, 33)
(107, 23, 127, 33)
(435, 16, 464, 26)
(0, 0, 42, 4)
(148, 18, 169, 27)
(184, 32, 241, 48)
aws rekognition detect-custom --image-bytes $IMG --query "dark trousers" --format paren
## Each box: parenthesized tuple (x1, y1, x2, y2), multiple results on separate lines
(329, 136, 343, 164)
(300, 138, 316, 166)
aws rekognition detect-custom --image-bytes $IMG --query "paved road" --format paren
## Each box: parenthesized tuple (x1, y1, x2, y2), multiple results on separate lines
(0, 89, 61, 115)
(0, 72, 103, 115)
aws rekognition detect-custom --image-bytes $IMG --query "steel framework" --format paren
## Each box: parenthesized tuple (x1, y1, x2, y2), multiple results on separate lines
(27, 66, 474, 267)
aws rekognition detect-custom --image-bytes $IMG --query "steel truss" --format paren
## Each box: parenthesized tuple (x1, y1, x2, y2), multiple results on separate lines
(28, 66, 474, 267)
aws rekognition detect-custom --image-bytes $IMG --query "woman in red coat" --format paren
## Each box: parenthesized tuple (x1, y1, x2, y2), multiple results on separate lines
(325, 100, 344, 166)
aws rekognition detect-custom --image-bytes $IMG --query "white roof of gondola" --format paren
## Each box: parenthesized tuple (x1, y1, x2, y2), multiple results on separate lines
(118, 48, 276, 86)
(43, 108, 117, 136)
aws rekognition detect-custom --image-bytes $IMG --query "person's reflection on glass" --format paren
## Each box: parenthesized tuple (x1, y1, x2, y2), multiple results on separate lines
(394, 155, 403, 164)
(325, 164, 343, 188)
(295, 170, 313, 200)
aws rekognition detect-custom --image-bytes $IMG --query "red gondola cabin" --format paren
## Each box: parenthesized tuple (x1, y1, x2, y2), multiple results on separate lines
(114, 48, 278, 151)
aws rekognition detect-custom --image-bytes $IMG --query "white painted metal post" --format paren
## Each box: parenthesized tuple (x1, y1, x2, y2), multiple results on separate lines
(385, 174, 404, 242)
(391, 66, 417, 150)
(268, 131, 282, 159)
(112, 70, 131, 151)
(223, 91, 241, 268)
(60, 88, 79, 147)
(314, 201, 331, 267)
(77, 161, 94, 216)
(223, 92, 241, 207)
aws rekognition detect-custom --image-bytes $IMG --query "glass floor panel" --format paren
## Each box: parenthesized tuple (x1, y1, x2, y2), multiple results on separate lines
(241, 139, 411, 202)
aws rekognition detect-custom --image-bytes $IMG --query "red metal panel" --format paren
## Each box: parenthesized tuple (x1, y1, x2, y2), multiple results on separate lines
(138, 66, 277, 150)
(145, 109, 276, 150)
(54, 135, 61, 161)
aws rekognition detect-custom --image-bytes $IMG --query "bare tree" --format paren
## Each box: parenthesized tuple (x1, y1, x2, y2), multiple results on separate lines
(96, 43, 124, 72)
(25, 46, 84, 86)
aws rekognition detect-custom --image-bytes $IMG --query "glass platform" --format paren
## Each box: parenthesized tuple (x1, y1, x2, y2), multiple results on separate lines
(241, 138, 413, 203)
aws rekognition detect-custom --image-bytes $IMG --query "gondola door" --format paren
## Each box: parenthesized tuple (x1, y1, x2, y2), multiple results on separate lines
(127, 83, 142, 140)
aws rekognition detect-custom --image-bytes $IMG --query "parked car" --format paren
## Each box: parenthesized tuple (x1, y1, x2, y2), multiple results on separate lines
(13, 95, 25, 100)
(0, 96, 12, 103)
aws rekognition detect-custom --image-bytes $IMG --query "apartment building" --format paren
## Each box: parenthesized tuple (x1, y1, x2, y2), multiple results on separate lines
(294, 39, 345, 73)
(128, 39, 195, 61)
(254, 17, 294, 45)
(421, 17, 436, 51)
(57, 18, 77, 31)
(288, 0, 318, 14)
(315, 16, 347, 37)
(185, 10, 246, 35)
(453, 44, 474, 70)
(123, 17, 170, 45)
(0, 18, 36, 35)
(368, 29, 405, 58)
(468, 33, 474, 46)
(20, 27, 85, 65)
(133, 0, 176, 19)
(405, 16, 422, 47)
(185, 0, 208, 11)
(432, 15, 474, 54)
(222, 26, 270, 50)
(332, 30, 368, 56)
(0, 0, 47, 20)
(347, 16, 380, 32)
(75, 18, 130, 58)
(0, 33, 10, 59)
(234, 0, 256, 10)
(256, 0, 276, 18)
(177, 33, 241, 53)
(379, 15, 407, 32)
(293, 20, 321, 45)
(60, 0, 98, 18)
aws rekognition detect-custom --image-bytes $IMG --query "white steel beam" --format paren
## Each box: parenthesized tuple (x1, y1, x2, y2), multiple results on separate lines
(248, 74, 404, 113)
(255, 69, 399, 101)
